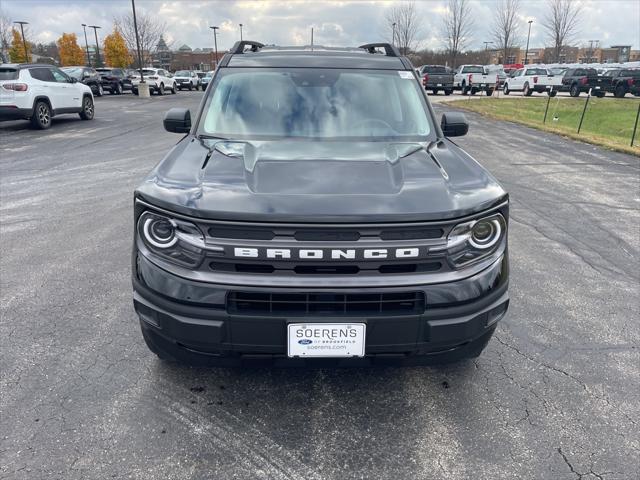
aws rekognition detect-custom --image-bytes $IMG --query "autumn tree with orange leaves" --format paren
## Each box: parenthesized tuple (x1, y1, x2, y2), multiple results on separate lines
(103, 28, 132, 68)
(57, 33, 85, 66)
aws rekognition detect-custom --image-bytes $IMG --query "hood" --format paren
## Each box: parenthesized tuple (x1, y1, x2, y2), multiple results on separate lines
(135, 137, 507, 222)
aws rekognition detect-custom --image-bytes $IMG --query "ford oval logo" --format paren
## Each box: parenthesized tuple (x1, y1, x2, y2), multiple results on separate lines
(298, 339, 312, 345)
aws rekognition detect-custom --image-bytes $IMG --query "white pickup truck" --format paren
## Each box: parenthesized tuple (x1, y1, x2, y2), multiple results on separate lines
(503, 67, 565, 97)
(453, 65, 497, 95)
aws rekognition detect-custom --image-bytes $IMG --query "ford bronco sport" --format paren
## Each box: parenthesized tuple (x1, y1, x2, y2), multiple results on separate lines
(132, 41, 509, 366)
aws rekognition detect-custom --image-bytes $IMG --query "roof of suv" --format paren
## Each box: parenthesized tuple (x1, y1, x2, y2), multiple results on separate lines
(222, 41, 412, 70)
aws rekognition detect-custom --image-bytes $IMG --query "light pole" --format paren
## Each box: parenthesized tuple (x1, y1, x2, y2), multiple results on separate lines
(392, 22, 396, 46)
(88, 25, 101, 67)
(81, 24, 91, 66)
(209, 26, 219, 69)
(484, 41, 493, 64)
(13, 21, 29, 62)
(239, 23, 243, 41)
(587, 39, 599, 63)
(524, 20, 533, 65)
(131, 0, 146, 87)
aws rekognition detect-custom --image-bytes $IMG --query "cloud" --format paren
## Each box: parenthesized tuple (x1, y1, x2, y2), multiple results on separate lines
(1, 0, 638, 53)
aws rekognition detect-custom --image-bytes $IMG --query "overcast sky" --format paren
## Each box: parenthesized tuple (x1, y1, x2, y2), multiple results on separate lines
(2, 0, 639, 52)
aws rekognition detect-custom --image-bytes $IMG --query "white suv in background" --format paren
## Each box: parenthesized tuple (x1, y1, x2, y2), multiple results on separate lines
(131, 68, 177, 95)
(0, 63, 94, 129)
(173, 70, 201, 90)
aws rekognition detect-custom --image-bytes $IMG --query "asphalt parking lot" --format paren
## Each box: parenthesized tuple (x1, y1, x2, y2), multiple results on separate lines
(1, 91, 638, 480)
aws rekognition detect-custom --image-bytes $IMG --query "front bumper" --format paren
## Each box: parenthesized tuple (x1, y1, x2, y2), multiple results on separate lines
(132, 251, 509, 365)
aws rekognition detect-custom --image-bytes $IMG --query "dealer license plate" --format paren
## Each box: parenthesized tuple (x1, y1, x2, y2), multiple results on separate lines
(287, 323, 366, 358)
(437, 83, 443, 86)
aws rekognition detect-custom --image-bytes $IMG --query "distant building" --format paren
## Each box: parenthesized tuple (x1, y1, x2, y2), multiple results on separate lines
(153, 35, 172, 70)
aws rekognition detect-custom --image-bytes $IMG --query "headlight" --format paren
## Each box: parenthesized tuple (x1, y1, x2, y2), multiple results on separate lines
(438, 213, 506, 268)
(137, 211, 206, 267)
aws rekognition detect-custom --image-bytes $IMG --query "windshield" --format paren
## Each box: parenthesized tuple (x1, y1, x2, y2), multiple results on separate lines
(176, 70, 190, 76)
(61, 67, 83, 79)
(199, 68, 433, 141)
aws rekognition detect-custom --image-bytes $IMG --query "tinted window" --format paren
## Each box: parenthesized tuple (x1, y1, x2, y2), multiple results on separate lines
(423, 66, 447, 74)
(142, 69, 156, 75)
(51, 69, 69, 83)
(603, 70, 620, 77)
(29, 67, 56, 82)
(201, 68, 433, 140)
(0, 68, 18, 80)
(620, 69, 640, 78)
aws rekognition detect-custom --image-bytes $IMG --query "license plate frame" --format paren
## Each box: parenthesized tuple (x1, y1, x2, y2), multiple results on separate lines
(287, 323, 366, 358)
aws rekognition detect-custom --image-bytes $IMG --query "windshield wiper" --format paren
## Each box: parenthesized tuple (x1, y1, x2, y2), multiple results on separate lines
(197, 134, 227, 140)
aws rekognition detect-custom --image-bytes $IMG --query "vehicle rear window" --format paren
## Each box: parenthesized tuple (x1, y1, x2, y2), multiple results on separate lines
(621, 69, 640, 78)
(0, 68, 18, 80)
(201, 68, 433, 141)
(462, 66, 484, 73)
(142, 69, 156, 75)
(526, 69, 548, 75)
(423, 66, 447, 74)
(96, 68, 111, 72)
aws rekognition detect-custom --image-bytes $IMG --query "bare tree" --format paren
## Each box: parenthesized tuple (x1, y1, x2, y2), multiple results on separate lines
(442, 0, 474, 67)
(0, 8, 12, 60)
(385, 1, 421, 55)
(542, 0, 582, 62)
(491, 0, 520, 64)
(113, 11, 166, 65)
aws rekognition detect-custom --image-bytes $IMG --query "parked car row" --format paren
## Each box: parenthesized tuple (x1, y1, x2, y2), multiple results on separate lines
(503, 66, 640, 98)
(59, 66, 214, 97)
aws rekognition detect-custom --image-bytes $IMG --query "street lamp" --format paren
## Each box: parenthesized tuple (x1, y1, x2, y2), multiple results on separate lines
(392, 22, 396, 46)
(81, 24, 91, 66)
(131, 0, 146, 87)
(524, 20, 533, 65)
(209, 26, 219, 69)
(239, 23, 243, 41)
(13, 21, 29, 62)
(483, 41, 493, 64)
(88, 25, 102, 67)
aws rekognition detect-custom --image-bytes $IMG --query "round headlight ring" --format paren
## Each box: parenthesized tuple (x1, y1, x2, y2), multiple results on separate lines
(469, 218, 501, 250)
(142, 216, 178, 249)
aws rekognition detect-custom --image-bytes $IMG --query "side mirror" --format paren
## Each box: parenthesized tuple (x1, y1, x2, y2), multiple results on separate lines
(441, 112, 469, 137)
(164, 108, 191, 134)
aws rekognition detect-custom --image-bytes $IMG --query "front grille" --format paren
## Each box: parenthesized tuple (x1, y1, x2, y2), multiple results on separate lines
(227, 291, 426, 316)
(210, 261, 443, 275)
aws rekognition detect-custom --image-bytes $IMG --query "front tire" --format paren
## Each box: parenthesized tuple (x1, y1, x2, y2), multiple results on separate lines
(569, 84, 580, 97)
(158, 83, 165, 95)
(31, 100, 52, 129)
(524, 83, 533, 96)
(79, 96, 94, 120)
(503, 84, 510, 95)
(614, 85, 626, 98)
(97, 84, 104, 97)
(171, 83, 177, 94)
(188, 82, 193, 91)
(461, 82, 469, 95)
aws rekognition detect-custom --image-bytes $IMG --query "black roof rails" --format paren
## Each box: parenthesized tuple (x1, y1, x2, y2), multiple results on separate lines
(230, 40, 265, 54)
(359, 43, 400, 57)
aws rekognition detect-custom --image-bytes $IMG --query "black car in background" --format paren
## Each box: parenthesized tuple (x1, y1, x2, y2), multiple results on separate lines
(95, 68, 133, 95)
(417, 65, 454, 95)
(556, 67, 599, 97)
(61, 66, 103, 96)
(597, 68, 640, 98)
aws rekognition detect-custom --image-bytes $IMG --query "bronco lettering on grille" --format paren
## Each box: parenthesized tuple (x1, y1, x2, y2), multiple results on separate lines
(232, 247, 424, 260)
